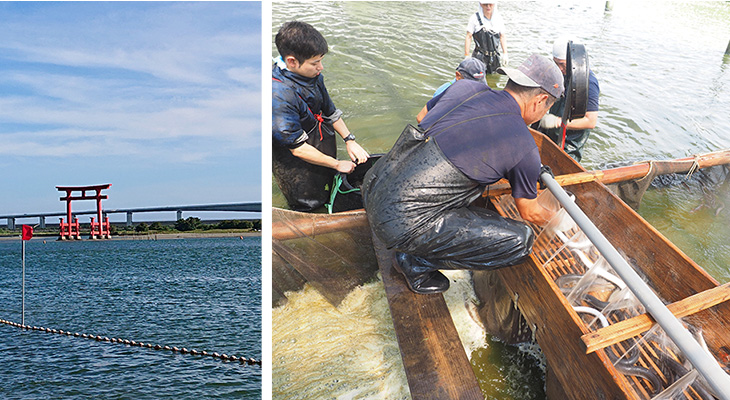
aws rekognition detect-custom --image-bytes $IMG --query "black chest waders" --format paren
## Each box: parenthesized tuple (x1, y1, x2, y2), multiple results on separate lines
(535, 42, 591, 162)
(471, 13, 502, 74)
(362, 90, 534, 272)
(325, 154, 383, 213)
(272, 77, 338, 212)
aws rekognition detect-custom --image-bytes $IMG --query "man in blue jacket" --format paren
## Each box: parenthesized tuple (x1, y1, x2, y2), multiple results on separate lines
(273, 21, 369, 212)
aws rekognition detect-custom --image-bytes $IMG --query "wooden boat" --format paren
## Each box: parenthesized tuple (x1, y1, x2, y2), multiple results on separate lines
(272, 128, 730, 399)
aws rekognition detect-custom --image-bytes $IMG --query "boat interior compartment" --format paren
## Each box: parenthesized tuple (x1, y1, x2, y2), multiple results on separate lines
(481, 129, 730, 399)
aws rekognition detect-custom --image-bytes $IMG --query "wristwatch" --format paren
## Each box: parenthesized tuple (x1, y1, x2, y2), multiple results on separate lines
(343, 133, 356, 142)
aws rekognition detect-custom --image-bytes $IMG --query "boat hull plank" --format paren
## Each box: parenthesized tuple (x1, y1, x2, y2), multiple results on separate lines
(371, 232, 484, 400)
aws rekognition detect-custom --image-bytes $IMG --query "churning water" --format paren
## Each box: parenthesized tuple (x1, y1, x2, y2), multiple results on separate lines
(0, 237, 261, 399)
(272, 2, 730, 398)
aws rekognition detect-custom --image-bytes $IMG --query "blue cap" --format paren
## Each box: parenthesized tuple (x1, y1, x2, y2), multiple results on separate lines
(456, 57, 487, 84)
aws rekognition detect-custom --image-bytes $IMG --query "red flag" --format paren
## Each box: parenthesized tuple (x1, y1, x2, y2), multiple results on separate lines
(22, 225, 33, 241)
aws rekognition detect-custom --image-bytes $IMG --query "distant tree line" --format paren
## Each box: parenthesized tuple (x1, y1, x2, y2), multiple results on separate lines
(132, 217, 261, 233)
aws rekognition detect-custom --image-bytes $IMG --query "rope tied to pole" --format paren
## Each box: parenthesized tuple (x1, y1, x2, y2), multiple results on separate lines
(685, 154, 701, 180)
(0, 318, 262, 366)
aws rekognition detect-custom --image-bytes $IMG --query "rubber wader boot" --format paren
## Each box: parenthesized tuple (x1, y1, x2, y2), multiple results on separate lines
(393, 252, 450, 294)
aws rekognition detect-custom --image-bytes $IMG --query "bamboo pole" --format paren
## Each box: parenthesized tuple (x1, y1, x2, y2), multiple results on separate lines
(483, 149, 730, 197)
(271, 209, 368, 241)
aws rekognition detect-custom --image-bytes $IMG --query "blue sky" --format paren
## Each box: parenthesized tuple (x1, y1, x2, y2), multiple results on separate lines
(0, 2, 261, 222)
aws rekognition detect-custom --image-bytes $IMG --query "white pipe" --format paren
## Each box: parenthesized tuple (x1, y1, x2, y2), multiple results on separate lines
(541, 171, 730, 399)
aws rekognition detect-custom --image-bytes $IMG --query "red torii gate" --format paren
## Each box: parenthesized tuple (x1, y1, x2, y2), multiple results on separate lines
(56, 184, 112, 240)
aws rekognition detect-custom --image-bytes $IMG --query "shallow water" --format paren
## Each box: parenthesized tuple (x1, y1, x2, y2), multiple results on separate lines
(0, 237, 261, 399)
(272, 1, 730, 398)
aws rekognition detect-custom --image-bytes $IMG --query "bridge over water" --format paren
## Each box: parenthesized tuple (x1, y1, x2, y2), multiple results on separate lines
(1, 202, 262, 230)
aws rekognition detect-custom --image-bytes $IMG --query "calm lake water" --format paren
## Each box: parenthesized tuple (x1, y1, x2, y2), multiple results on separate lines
(0, 237, 261, 399)
(272, 1, 730, 399)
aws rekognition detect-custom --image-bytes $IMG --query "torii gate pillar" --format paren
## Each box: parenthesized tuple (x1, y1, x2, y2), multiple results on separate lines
(56, 184, 112, 240)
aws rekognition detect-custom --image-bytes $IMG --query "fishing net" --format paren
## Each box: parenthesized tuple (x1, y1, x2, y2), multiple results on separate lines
(604, 161, 730, 210)
(271, 208, 379, 307)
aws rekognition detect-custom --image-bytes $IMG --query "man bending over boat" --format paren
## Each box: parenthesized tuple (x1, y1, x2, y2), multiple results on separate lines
(362, 54, 563, 294)
(273, 21, 369, 212)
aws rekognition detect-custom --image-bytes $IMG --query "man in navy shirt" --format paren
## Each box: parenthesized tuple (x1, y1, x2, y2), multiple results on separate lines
(363, 54, 563, 294)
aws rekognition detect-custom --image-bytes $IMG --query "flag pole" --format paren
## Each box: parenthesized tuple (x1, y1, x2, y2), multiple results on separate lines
(20, 224, 34, 327)
(22, 239, 25, 326)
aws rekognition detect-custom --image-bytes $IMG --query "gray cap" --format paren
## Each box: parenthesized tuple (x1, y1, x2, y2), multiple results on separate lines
(497, 53, 564, 98)
(456, 57, 487, 84)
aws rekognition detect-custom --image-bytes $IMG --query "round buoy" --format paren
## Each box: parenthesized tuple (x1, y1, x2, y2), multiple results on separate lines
(154, 345, 161, 350)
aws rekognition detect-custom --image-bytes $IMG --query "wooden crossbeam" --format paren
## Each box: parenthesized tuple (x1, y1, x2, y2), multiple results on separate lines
(581, 282, 730, 354)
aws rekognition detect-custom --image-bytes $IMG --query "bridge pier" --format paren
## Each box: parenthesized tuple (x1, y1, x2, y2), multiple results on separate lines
(126, 212, 133, 227)
(7, 217, 15, 230)
(177, 210, 183, 221)
(39, 216, 46, 229)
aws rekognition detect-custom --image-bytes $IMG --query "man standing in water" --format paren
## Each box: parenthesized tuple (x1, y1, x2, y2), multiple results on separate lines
(272, 21, 369, 212)
(537, 37, 600, 162)
(363, 54, 563, 294)
(465, 1, 508, 73)
(416, 57, 488, 123)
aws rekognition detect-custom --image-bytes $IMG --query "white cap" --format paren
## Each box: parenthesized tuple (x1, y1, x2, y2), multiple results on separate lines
(479, 1, 495, 4)
(552, 36, 572, 60)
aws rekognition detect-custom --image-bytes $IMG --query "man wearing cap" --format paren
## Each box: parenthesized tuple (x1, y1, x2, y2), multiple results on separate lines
(538, 37, 600, 162)
(362, 54, 563, 294)
(465, 1, 508, 73)
(416, 57, 487, 123)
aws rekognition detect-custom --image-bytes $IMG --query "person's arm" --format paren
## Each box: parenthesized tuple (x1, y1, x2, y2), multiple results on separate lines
(464, 31, 473, 57)
(416, 104, 429, 123)
(539, 110, 598, 131)
(565, 111, 598, 130)
(514, 197, 554, 226)
(332, 118, 369, 164)
(499, 33, 508, 64)
(290, 142, 355, 173)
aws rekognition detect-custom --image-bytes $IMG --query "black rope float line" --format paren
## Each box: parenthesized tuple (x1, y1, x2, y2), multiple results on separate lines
(0, 319, 262, 366)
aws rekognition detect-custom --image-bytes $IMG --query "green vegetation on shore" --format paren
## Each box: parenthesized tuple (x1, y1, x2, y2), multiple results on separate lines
(0, 217, 261, 238)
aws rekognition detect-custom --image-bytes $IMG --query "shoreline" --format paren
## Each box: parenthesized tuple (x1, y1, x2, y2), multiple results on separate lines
(0, 231, 260, 241)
